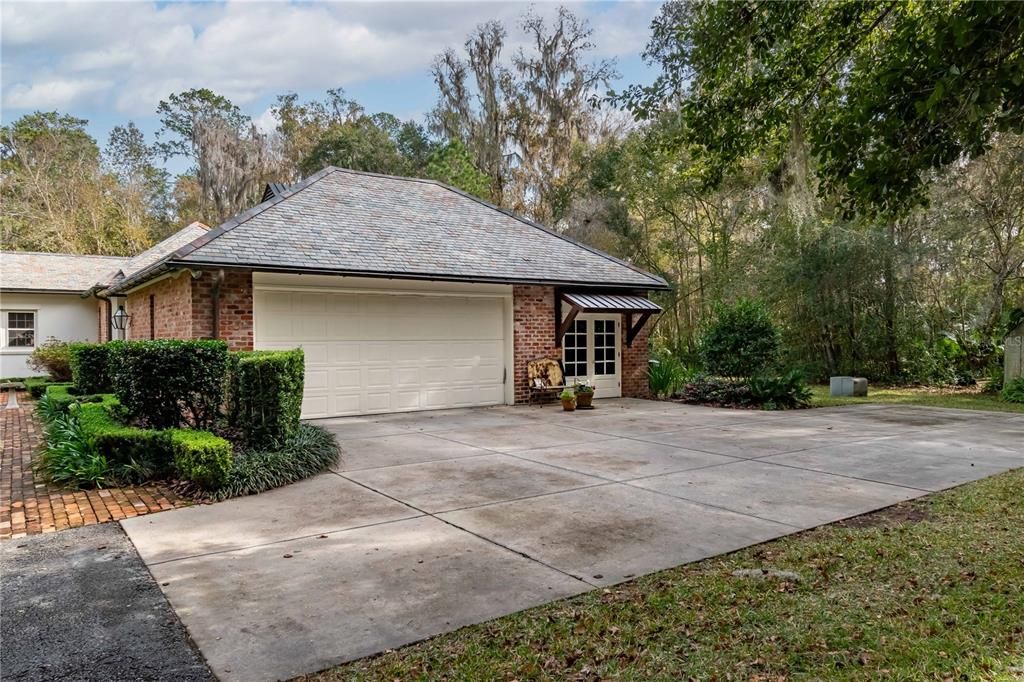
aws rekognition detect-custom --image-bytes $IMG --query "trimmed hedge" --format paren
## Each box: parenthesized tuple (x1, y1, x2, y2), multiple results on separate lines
(170, 430, 233, 490)
(109, 340, 228, 429)
(26, 377, 62, 399)
(69, 342, 116, 394)
(44, 384, 107, 414)
(75, 401, 175, 476)
(230, 349, 305, 447)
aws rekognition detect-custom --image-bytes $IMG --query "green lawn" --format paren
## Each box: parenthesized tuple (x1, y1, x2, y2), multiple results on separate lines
(303, 470, 1024, 681)
(810, 384, 1024, 414)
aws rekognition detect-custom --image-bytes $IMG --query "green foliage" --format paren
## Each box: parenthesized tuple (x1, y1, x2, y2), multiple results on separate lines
(68, 342, 115, 393)
(211, 424, 339, 501)
(625, 1, 1024, 213)
(425, 141, 491, 199)
(748, 371, 813, 410)
(573, 381, 595, 395)
(698, 299, 781, 379)
(28, 337, 73, 382)
(680, 376, 752, 408)
(229, 349, 305, 447)
(170, 430, 233, 490)
(1001, 377, 1024, 404)
(647, 352, 691, 398)
(75, 401, 175, 481)
(109, 339, 228, 429)
(43, 384, 106, 414)
(25, 377, 61, 399)
(559, 388, 576, 401)
(35, 411, 107, 489)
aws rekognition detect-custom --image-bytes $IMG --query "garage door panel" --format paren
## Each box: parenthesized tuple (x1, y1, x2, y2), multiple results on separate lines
(256, 289, 508, 417)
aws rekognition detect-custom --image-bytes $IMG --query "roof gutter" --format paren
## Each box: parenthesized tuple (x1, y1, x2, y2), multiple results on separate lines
(162, 260, 673, 292)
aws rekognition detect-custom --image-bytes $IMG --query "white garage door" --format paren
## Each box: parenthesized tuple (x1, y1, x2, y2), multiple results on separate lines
(254, 289, 507, 418)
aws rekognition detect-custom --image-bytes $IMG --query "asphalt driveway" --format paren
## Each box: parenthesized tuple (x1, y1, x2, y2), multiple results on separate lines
(121, 400, 1024, 681)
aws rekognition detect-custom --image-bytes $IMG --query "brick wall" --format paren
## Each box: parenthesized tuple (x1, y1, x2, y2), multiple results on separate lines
(96, 299, 110, 342)
(621, 315, 652, 399)
(191, 270, 254, 351)
(124, 269, 254, 351)
(512, 285, 559, 404)
(126, 273, 192, 341)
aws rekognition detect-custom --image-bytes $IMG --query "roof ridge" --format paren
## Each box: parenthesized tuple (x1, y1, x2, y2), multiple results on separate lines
(325, 166, 668, 288)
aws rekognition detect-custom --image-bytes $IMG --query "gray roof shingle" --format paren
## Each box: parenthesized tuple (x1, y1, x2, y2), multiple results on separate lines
(1, 222, 209, 293)
(173, 168, 667, 290)
(0, 252, 126, 292)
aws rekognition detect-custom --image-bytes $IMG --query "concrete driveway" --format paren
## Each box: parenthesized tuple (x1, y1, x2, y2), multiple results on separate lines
(121, 400, 1024, 681)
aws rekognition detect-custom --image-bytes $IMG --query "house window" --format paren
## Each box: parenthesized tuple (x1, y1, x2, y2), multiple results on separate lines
(593, 319, 616, 376)
(3, 311, 36, 348)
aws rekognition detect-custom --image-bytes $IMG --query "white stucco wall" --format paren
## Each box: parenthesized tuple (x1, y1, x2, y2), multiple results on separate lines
(0, 292, 98, 378)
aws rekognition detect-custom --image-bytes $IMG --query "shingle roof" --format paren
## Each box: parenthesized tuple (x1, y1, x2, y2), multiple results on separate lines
(0, 252, 126, 292)
(119, 222, 209, 279)
(169, 168, 667, 290)
(1, 222, 210, 294)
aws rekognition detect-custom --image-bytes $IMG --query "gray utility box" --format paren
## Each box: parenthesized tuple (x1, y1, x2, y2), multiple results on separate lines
(830, 376, 868, 397)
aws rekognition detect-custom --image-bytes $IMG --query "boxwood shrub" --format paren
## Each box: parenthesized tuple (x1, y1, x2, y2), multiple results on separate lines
(68, 342, 116, 394)
(75, 401, 176, 479)
(229, 349, 305, 447)
(27, 377, 63, 399)
(109, 340, 228, 429)
(170, 430, 233, 490)
(44, 384, 107, 414)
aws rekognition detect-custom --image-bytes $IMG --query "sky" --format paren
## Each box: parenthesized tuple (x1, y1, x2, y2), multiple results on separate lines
(1, 0, 663, 174)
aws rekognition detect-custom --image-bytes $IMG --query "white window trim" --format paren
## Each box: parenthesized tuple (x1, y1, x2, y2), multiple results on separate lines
(1, 309, 37, 351)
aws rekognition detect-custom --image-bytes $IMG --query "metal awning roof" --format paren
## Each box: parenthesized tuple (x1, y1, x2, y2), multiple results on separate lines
(562, 292, 662, 313)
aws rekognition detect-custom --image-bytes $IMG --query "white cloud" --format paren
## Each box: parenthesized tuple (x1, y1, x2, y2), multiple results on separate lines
(1, 0, 658, 115)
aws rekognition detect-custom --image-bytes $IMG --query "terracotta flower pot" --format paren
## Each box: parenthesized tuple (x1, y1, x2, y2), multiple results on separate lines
(576, 391, 594, 408)
(561, 397, 577, 411)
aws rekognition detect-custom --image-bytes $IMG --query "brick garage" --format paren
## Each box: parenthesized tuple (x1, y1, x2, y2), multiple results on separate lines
(126, 270, 253, 351)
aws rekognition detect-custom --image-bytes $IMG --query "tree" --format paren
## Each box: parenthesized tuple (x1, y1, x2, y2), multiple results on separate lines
(623, 1, 1024, 213)
(424, 140, 491, 199)
(156, 88, 274, 224)
(106, 122, 173, 238)
(1, 112, 154, 255)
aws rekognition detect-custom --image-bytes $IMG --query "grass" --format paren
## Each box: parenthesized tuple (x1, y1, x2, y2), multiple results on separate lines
(810, 384, 1024, 413)
(302, 470, 1024, 681)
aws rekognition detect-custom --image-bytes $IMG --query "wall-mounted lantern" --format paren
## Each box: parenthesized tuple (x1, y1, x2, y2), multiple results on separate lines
(111, 305, 131, 331)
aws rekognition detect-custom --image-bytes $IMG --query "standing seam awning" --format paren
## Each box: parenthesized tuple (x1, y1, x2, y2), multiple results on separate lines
(557, 292, 663, 348)
(562, 292, 663, 313)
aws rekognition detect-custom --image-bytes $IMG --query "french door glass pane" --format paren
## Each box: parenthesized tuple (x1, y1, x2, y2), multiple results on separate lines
(594, 319, 616, 375)
(563, 319, 588, 378)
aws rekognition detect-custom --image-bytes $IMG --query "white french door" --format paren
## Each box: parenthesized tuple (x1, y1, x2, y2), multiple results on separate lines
(562, 314, 621, 397)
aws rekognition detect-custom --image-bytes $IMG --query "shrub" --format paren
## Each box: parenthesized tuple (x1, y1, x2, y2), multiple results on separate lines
(648, 352, 692, 398)
(1002, 377, 1024, 404)
(211, 424, 338, 501)
(69, 342, 116, 393)
(680, 375, 753, 407)
(698, 299, 781, 379)
(75, 402, 175, 481)
(170, 430, 233, 490)
(748, 371, 813, 409)
(26, 377, 63, 399)
(28, 337, 73, 382)
(229, 349, 305, 447)
(109, 340, 228, 429)
(43, 384, 106, 414)
(36, 411, 107, 489)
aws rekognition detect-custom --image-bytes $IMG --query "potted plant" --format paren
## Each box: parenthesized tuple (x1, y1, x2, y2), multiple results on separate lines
(559, 388, 577, 411)
(574, 380, 595, 409)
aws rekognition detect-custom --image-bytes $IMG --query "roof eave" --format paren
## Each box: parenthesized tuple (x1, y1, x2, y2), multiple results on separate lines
(164, 260, 672, 291)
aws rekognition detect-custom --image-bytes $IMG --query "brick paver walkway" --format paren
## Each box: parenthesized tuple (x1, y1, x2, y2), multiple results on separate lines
(1, 390, 188, 540)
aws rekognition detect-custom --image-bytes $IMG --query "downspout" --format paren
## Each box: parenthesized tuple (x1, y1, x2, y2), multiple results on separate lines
(211, 269, 225, 340)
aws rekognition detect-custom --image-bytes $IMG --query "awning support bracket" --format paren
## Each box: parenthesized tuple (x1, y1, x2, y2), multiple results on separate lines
(624, 311, 652, 348)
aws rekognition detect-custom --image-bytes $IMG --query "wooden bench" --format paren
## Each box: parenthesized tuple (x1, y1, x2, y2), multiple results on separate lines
(527, 357, 567, 406)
